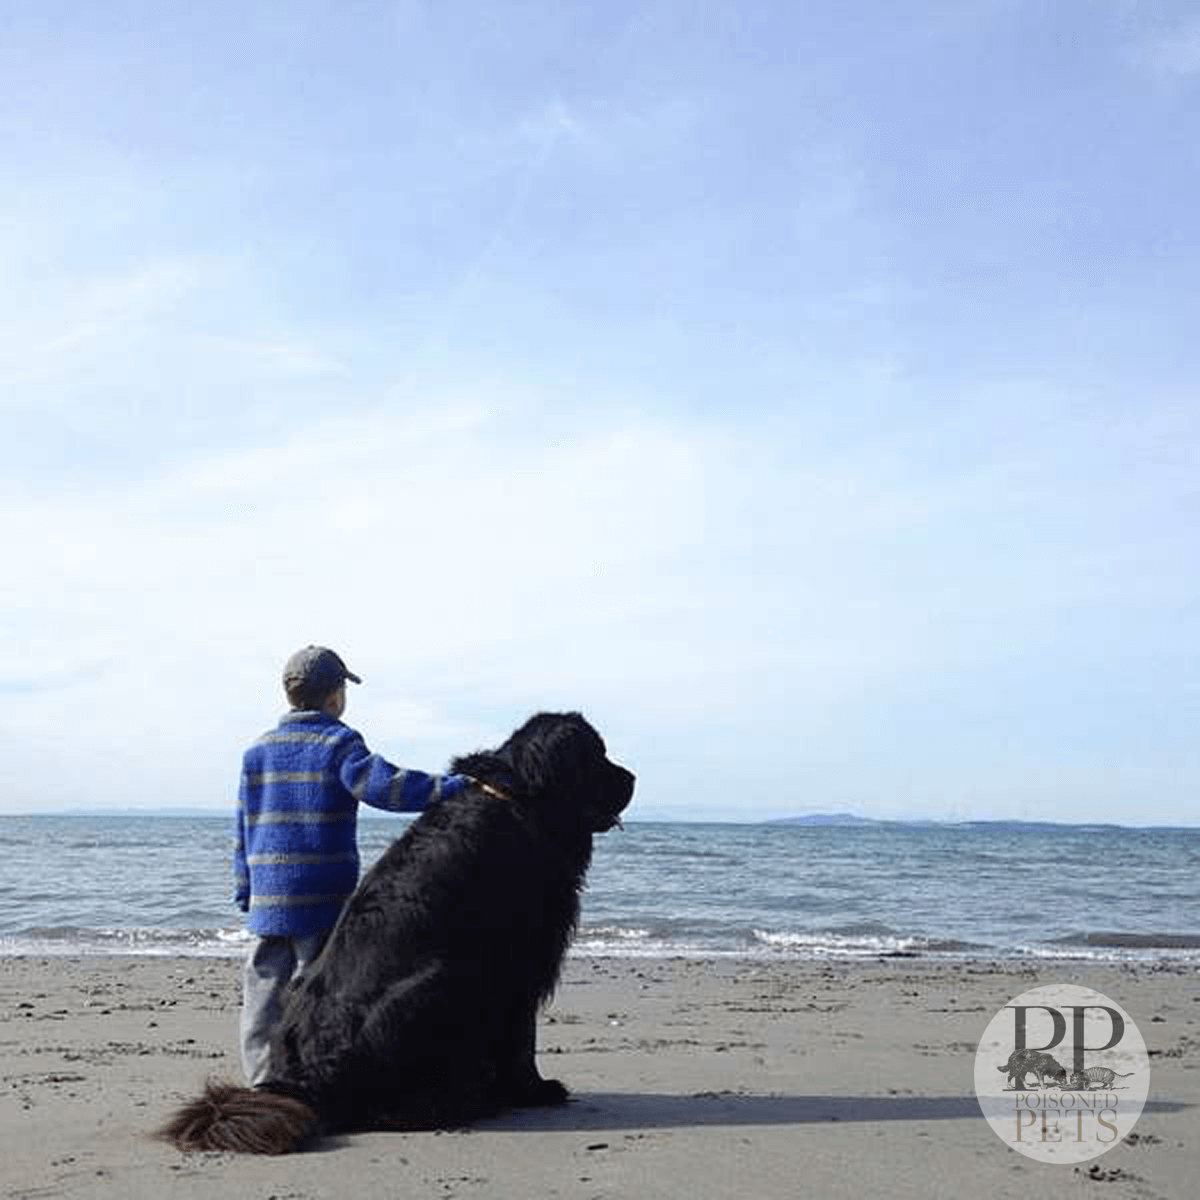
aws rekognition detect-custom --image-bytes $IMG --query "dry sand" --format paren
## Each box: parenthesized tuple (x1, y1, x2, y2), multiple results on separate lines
(1, 955, 1196, 1199)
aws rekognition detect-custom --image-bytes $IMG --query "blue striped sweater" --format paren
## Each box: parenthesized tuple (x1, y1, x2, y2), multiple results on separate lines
(234, 710, 468, 936)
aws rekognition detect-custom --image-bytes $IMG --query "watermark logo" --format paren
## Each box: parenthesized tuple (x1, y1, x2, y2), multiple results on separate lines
(974, 983, 1149, 1164)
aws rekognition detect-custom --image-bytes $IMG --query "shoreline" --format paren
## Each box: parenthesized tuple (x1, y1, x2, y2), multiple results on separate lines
(2, 955, 1196, 1198)
(6, 932, 1200, 966)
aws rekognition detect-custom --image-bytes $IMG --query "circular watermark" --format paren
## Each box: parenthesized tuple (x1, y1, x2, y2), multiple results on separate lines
(974, 982, 1149, 1164)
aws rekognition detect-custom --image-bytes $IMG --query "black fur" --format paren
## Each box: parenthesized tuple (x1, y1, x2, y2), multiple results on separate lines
(158, 711, 634, 1153)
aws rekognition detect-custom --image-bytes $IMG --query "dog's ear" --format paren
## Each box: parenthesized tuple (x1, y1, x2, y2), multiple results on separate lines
(505, 714, 599, 799)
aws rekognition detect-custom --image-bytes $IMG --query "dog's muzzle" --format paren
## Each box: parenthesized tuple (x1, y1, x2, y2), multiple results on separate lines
(593, 765, 635, 832)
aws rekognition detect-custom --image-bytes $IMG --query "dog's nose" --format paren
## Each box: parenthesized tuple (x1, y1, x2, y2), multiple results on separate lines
(617, 767, 635, 803)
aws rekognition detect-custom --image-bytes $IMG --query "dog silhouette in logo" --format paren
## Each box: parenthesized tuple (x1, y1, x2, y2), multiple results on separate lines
(997, 1047, 1068, 1089)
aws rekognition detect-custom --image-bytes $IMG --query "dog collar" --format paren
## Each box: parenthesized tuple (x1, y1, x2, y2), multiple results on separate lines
(473, 779, 511, 801)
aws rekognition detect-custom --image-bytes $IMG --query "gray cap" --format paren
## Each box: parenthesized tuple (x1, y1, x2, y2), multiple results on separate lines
(282, 646, 362, 695)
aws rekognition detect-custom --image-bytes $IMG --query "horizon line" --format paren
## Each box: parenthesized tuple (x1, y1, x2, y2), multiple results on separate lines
(2, 808, 1197, 831)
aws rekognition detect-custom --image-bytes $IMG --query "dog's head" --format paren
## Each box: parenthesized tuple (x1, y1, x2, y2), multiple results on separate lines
(488, 711, 634, 833)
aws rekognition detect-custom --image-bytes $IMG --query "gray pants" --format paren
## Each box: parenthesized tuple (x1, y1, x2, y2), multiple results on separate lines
(240, 931, 329, 1085)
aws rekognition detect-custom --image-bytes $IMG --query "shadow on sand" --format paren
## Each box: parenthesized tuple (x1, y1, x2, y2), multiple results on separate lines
(474, 1091, 1190, 1133)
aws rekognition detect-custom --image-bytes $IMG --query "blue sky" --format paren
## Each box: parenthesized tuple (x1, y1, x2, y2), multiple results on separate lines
(2, 1, 1197, 822)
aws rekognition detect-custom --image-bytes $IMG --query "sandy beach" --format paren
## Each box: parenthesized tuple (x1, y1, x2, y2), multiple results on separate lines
(1, 955, 1195, 1199)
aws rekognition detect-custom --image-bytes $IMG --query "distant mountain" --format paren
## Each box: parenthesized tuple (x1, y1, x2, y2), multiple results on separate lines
(771, 813, 880, 827)
(770, 815, 1140, 832)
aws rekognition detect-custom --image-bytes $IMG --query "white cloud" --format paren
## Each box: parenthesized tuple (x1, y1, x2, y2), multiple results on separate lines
(207, 334, 348, 378)
(0, 258, 203, 388)
(1129, 16, 1200, 79)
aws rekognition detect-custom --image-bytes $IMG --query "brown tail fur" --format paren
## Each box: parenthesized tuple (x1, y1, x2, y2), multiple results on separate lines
(154, 1082, 318, 1154)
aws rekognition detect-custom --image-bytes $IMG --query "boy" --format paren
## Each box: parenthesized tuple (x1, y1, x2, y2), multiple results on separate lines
(233, 645, 470, 1085)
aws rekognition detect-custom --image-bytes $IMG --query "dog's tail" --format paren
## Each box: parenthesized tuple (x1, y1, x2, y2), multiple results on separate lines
(155, 1081, 318, 1154)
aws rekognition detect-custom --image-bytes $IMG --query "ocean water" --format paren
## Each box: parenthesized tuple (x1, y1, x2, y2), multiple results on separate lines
(1, 815, 1198, 962)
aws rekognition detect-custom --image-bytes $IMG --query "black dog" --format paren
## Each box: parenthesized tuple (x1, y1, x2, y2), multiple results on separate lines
(158, 712, 634, 1154)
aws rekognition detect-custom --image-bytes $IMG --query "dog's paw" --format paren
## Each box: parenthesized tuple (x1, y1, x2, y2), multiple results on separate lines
(513, 1077, 569, 1108)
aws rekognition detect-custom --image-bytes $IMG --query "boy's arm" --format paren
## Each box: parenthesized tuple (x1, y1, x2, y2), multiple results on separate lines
(336, 731, 470, 813)
(232, 773, 251, 912)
